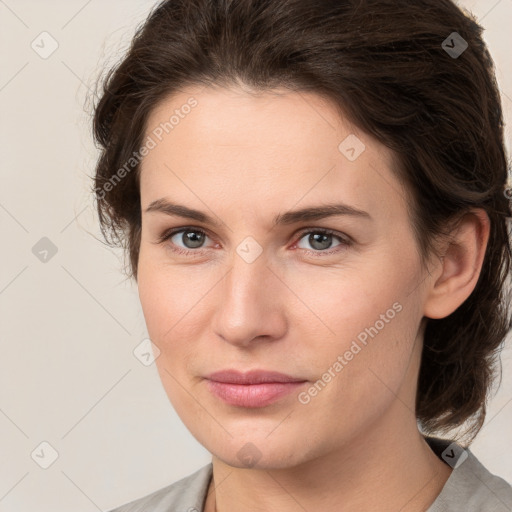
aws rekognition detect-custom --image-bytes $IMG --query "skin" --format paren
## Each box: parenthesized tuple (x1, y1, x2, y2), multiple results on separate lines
(136, 84, 490, 511)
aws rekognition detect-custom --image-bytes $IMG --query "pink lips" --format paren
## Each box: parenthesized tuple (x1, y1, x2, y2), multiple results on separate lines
(205, 369, 307, 408)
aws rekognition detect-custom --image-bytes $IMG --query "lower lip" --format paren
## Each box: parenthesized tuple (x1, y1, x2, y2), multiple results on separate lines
(206, 380, 307, 408)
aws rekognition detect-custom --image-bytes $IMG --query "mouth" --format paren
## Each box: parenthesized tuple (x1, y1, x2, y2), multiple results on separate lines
(204, 369, 308, 408)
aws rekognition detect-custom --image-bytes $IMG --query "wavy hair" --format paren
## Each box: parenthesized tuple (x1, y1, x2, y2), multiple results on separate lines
(90, 0, 512, 444)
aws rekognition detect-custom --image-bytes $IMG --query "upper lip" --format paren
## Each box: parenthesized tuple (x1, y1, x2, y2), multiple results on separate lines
(206, 369, 307, 385)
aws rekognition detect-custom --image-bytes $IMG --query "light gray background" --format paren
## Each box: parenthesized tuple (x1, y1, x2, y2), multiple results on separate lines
(1, 1, 511, 511)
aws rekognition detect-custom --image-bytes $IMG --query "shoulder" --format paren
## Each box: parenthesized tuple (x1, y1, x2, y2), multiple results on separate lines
(426, 436, 512, 512)
(106, 463, 213, 512)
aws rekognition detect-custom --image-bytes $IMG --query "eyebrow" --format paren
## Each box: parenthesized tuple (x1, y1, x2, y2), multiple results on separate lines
(144, 198, 371, 228)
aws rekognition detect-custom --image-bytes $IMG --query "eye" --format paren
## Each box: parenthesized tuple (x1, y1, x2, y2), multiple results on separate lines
(294, 228, 350, 255)
(155, 226, 351, 257)
(157, 227, 214, 256)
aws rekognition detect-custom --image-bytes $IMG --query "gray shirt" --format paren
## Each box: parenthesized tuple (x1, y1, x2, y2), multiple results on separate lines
(107, 436, 512, 511)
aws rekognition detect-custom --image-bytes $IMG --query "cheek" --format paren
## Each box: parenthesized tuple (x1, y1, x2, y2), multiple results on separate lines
(137, 266, 198, 403)
(137, 267, 170, 342)
(293, 245, 422, 398)
(294, 293, 419, 447)
(137, 252, 207, 342)
(136, 254, 214, 395)
(287, 247, 419, 345)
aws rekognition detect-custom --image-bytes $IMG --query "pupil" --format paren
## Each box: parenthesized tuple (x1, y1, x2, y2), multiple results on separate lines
(310, 233, 332, 250)
(184, 231, 204, 248)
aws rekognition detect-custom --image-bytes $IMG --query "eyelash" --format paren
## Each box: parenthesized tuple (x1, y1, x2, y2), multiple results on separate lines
(156, 226, 352, 258)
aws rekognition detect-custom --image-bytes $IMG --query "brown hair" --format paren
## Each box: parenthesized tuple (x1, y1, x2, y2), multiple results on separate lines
(91, 0, 512, 444)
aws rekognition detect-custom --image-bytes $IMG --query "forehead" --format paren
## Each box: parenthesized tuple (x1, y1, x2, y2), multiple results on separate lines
(144, 84, 366, 154)
(139, 85, 407, 222)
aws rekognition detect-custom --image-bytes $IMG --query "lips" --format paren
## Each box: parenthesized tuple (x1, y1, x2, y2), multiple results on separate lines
(205, 369, 308, 407)
(206, 369, 306, 384)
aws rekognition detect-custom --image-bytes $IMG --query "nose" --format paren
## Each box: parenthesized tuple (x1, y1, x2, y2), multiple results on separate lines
(211, 251, 288, 348)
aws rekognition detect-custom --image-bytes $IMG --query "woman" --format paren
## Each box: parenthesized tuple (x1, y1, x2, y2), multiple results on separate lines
(92, 0, 512, 510)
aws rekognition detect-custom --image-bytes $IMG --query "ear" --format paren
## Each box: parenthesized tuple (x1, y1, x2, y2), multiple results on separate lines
(423, 209, 490, 319)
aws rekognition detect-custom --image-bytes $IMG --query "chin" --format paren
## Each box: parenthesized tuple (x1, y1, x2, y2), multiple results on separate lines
(214, 450, 305, 470)
(205, 433, 313, 470)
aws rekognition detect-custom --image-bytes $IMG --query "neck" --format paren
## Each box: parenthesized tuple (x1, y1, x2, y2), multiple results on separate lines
(204, 406, 452, 512)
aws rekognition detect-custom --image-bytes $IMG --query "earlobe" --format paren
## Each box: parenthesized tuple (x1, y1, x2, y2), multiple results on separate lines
(423, 209, 490, 320)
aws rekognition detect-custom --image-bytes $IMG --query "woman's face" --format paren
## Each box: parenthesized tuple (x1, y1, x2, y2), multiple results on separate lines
(137, 85, 432, 468)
